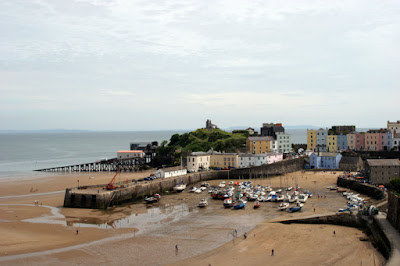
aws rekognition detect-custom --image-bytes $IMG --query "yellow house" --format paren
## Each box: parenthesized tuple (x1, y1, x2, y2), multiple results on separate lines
(307, 130, 317, 151)
(210, 153, 238, 168)
(246, 136, 274, 154)
(327, 135, 338, 152)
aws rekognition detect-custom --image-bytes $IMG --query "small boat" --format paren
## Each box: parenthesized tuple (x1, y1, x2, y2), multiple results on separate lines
(278, 202, 289, 211)
(286, 187, 293, 191)
(173, 183, 186, 192)
(253, 201, 261, 209)
(198, 198, 208, 207)
(277, 194, 285, 202)
(233, 199, 247, 209)
(145, 193, 161, 203)
(298, 194, 308, 203)
(218, 181, 226, 188)
(223, 198, 234, 208)
(289, 202, 303, 212)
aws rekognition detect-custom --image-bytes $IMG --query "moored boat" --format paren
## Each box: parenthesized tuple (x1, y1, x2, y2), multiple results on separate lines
(145, 193, 161, 203)
(233, 199, 247, 209)
(253, 201, 261, 209)
(198, 198, 208, 207)
(223, 198, 234, 208)
(173, 183, 186, 192)
(278, 202, 289, 211)
(288, 202, 303, 212)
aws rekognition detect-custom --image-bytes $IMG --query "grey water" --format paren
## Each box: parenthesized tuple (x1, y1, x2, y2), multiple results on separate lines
(0, 129, 307, 179)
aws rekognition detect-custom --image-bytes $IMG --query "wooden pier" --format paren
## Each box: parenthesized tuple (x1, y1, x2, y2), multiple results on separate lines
(34, 157, 146, 172)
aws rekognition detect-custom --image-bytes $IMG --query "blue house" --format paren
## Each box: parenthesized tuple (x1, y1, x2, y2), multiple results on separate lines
(337, 134, 348, 151)
(310, 152, 342, 169)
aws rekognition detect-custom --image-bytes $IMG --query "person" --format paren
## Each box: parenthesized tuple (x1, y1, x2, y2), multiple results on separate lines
(175, 244, 178, 250)
(76, 229, 79, 235)
(271, 249, 274, 256)
(235, 229, 237, 237)
(314, 208, 316, 212)
(333, 230, 336, 237)
(244, 232, 247, 239)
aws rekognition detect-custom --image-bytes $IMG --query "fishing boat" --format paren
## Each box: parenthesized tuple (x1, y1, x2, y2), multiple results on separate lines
(173, 182, 186, 192)
(298, 193, 308, 203)
(145, 193, 161, 203)
(288, 202, 303, 212)
(278, 202, 289, 211)
(233, 199, 247, 209)
(223, 198, 234, 208)
(198, 198, 208, 207)
(218, 181, 226, 188)
(277, 194, 285, 202)
(253, 201, 261, 209)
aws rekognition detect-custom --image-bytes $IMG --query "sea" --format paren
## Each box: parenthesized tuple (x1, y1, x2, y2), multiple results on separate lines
(0, 129, 307, 179)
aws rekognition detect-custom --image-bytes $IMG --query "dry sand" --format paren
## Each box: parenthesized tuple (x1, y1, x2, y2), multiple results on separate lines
(0, 171, 385, 265)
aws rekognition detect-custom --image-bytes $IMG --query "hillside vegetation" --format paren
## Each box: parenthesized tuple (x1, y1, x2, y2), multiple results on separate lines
(158, 128, 248, 156)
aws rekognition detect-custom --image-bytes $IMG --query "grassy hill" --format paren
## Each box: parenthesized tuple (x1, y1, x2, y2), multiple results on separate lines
(159, 128, 248, 156)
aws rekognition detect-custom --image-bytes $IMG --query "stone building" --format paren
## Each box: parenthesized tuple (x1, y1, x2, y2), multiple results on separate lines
(366, 159, 400, 185)
(339, 156, 363, 172)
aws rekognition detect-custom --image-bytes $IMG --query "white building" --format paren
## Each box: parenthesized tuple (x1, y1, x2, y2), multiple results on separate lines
(265, 152, 283, 164)
(186, 152, 210, 172)
(238, 153, 282, 168)
(117, 150, 145, 160)
(276, 132, 292, 153)
(155, 166, 187, 178)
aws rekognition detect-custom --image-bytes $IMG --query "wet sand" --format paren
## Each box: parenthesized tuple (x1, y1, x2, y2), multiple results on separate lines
(0, 171, 385, 265)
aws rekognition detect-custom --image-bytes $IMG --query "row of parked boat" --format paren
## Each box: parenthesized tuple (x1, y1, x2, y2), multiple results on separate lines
(338, 191, 366, 212)
(193, 181, 310, 212)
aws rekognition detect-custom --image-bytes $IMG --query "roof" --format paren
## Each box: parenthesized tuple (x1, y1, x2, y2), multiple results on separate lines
(117, 150, 144, 153)
(367, 159, 400, 167)
(312, 152, 341, 157)
(340, 156, 360, 165)
(189, 152, 209, 156)
(248, 136, 275, 141)
(158, 166, 187, 172)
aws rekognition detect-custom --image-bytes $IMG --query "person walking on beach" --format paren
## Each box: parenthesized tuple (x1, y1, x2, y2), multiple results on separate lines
(244, 232, 247, 239)
(76, 229, 79, 235)
(333, 230, 336, 237)
(271, 249, 274, 256)
(175, 244, 178, 251)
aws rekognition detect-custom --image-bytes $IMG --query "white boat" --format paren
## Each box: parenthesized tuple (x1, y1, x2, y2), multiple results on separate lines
(278, 202, 289, 211)
(198, 198, 208, 207)
(195, 188, 202, 193)
(277, 194, 285, 202)
(173, 183, 186, 192)
(223, 198, 233, 208)
(298, 194, 308, 203)
(218, 181, 226, 188)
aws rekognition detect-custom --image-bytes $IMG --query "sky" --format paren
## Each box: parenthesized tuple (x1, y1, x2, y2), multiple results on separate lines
(0, 0, 399, 131)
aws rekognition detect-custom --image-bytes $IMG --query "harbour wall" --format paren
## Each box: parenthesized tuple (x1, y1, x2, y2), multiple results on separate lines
(388, 191, 400, 233)
(64, 158, 306, 209)
(337, 177, 385, 200)
(280, 213, 391, 260)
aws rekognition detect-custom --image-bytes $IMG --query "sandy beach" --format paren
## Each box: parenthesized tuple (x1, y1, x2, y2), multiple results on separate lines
(0, 171, 385, 265)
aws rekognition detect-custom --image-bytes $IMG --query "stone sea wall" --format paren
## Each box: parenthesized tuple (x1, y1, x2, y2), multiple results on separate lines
(337, 177, 385, 200)
(388, 191, 400, 232)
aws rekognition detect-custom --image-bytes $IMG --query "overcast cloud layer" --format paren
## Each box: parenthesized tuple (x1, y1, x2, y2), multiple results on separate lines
(0, 0, 399, 130)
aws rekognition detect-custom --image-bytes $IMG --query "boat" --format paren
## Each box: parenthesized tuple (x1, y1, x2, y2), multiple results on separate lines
(277, 194, 285, 202)
(233, 199, 247, 209)
(218, 181, 226, 188)
(198, 198, 208, 207)
(278, 202, 289, 211)
(145, 193, 161, 203)
(288, 202, 303, 212)
(195, 188, 202, 193)
(173, 182, 186, 192)
(253, 201, 261, 209)
(223, 198, 234, 208)
(298, 194, 308, 203)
